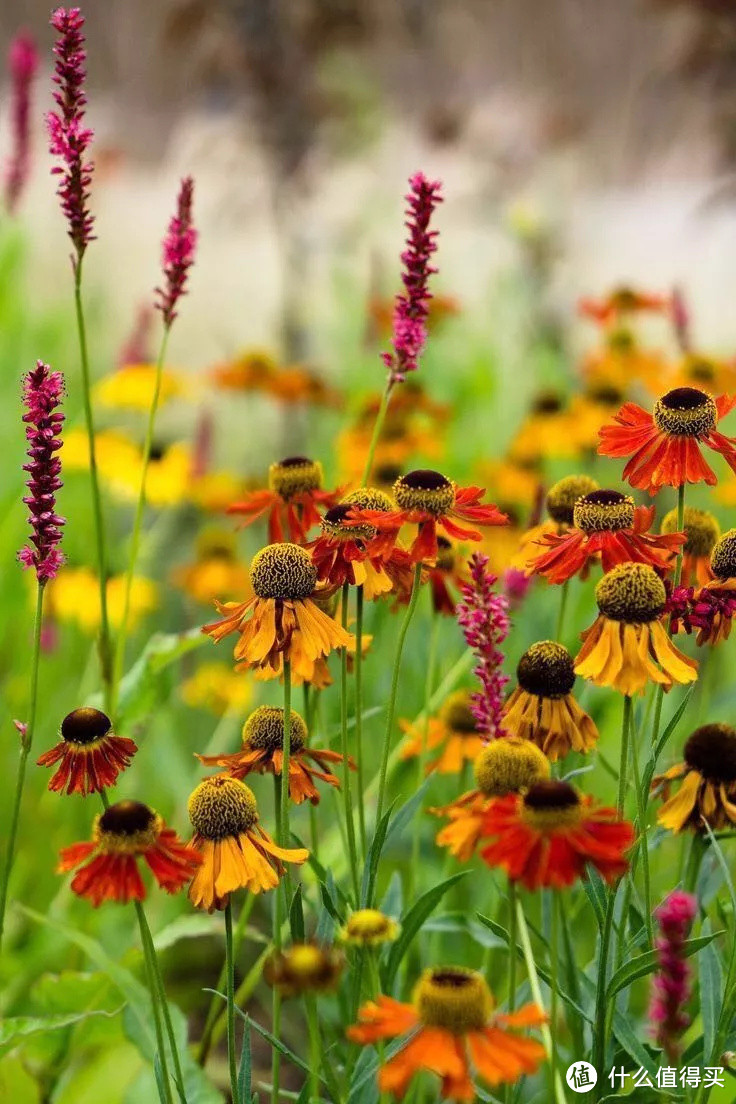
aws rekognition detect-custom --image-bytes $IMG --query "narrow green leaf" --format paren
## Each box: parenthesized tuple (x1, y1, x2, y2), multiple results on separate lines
(384, 778, 431, 849)
(382, 872, 468, 986)
(642, 689, 694, 795)
(361, 800, 396, 907)
(699, 919, 723, 1065)
(606, 933, 721, 1001)
(582, 866, 607, 929)
(289, 885, 305, 943)
(0, 1009, 122, 1058)
(152, 914, 223, 952)
(237, 1016, 252, 1104)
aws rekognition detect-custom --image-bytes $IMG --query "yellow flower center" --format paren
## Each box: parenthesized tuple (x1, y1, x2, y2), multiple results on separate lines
(516, 641, 576, 698)
(61, 706, 112, 747)
(662, 506, 719, 559)
(573, 489, 635, 533)
(268, 457, 323, 500)
(243, 705, 307, 754)
(595, 562, 666, 623)
(188, 776, 258, 838)
(710, 529, 736, 581)
(414, 967, 492, 1033)
(520, 781, 583, 832)
(195, 528, 237, 562)
(345, 909, 394, 941)
(394, 470, 455, 516)
(653, 387, 717, 438)
(341, 488, 395, 513)
(440, 691, 480, 735)
(546, 474, 600, 525)
(250, 543, 317, 600)
(94, 800, 162, 855)
(266, 944, 344, 994)
(684, 724, 736, 783)
(474, 736, 550, 797)
(321, 504, 376, 542)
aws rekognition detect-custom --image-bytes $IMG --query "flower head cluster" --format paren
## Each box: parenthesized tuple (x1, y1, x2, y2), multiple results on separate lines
(455, 553, 510, 738)
(382, 172, 443, 386)
(155, 176, 197, 327)
(4, 32, 39, 214)
(47, 7, 95, 260)
(648, 890, 696, 1062)
(18, 362, 66, 582)
(668, 583, 736, 643)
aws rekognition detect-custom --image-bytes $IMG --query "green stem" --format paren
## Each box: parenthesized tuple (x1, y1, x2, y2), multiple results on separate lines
(134, 901, 174, 1104)
(555, 580, 569, 643)
(515, 898, 567, 1104)
(225, 900, 239, 1103)
(674, 483, 685, 588)
(507, 881, 517, 1009)
(340, 586, 361, 901)
(0, 582, 45, 951)
(629, 717, 654, 947)
(304, 995, 322, 1104)
(684, 834, 706, 896)
(272, 773, 283, 1104)
(360, 384, 392, 486)
(73, 262, 113, 712)
(593, 886, 617, 1091)
(111, 326, 171, 716)
(281, 660, 293, 910)
(197, 893, 256, 1066)
(550, 892, 560, 1085)
(138, 905, 187, 1104)
(410, 607, 439, 891)
(354, 585, 367, 858)
(373, 564, 423, 880)
(617, 696, 632, 818)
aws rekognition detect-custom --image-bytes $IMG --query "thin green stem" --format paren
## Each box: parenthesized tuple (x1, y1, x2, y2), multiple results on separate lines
(354, 585, 367, 857)
(555, 580, 569, 643)
(0, 582, 45, 950)
(340, 586, 361, 901)
(410, 607, 439, 891)
(515, 898, 567, 1104)
(550, 892, 560, 1085)
(225, 901, 239, 1103)
(197, 893, 256, 1066)
(134, 901, 174, 1104)
(111, 326, 171, 716)
(360, 385, 392, 486)
(138, 906, 187, 1104)
(373, 564, 423, 877)
(674, 483, 685, 588)
(684, 834, 706, 896)
(304, 995, 322, 1104)
(281, 660, 293, 909)
(629, 718, 654, 947)
(617, 696, 632, 818)
(73, 262, 113, 712)
(593, 886, 617, 1091)
(272, 773, 283, 1104)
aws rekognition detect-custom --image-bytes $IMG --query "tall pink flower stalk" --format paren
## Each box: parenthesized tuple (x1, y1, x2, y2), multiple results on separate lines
(382, 172, 443, 386)
(649, 889, 697, 1062)
(47, 7, 95, 262)
(155, 176, 197, 328)
(18, 362, 65, 583)
(456, 552, 510, 738)
(4, 32, 39, 214)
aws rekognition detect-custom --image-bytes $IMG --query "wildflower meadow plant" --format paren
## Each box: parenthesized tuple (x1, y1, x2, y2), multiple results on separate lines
(5, 11, 736, 1104)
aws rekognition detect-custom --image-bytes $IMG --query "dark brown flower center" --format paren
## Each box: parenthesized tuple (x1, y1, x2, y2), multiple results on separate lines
(394, 470, 455, 515)
(99, 800, 156, 836)
(268, 457, 323, 500)
(523, 780, 580, 811)
(574, 489, 635, 533)
(531, 391, 563, 415)
(516, 641, 576, 698)
(684, 724, 736, 782)
(711, 529, 736, 581)
(61, 707, 112, 745)
(653, 387, 717, 437)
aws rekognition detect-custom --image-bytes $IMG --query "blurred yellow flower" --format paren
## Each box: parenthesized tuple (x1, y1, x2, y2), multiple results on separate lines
(66, 428, 193, 507)
(669, 352, 736, 396)
(47, 568, 158, 632)
(508, 392, 578, 463)
(94, 363, 189, 410)
(190, 471, 243, 513)
(172, 530, 253, 605)
(475, 459, 540, 511)
(64, 428, 142, 482)
(180, 662, 252, 715)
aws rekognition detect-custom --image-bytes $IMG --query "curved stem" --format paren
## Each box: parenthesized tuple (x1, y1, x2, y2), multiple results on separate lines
(617, 696, 632, 818)
(515, 897, 567, 1104)
(555, 580, 569, 643)
(272, 773, 283, 1104)
(225, 900, 239, 1103)
(197, 893, 255, 1066)
(340, 586, 361, 901)
(0, 581, 45, 950)
(111, 326, 171, 716)
(281, 660, 293, 909)
(354, 585, 367, 857)
(138, 906, 187, 1104)
(134, 901, 174, 1104)
(361, 384, 392, 486)
(629, 720, 654, 947)
(73, 263, 113, 712)
(373, 564, 423, 887)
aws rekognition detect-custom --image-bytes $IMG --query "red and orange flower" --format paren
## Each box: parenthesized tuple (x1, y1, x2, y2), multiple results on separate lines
(58, 800, 201, 906)
(400, 690, 485, 775)
(598, 387, 736, 494)
(579, 286, 669, 327)
(311, 489, 413, 599)
(347, 966, 546, 1100)
(227, 457, 338, 544)
(38, 707, 137, 796)
(480, 780, 634, 890)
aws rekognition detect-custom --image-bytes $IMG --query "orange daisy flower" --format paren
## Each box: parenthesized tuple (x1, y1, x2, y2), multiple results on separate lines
(503, 642, 599, 761)
(349, 469, 507, 564)
(311, 489, 413, 599)
(196, 705, 352, 805)
(513, 474, 598, 576)
(426, 536, 468, 614)
(579, 286, 669, 327)
(227, 457, 338, 544)
(598, 387, 736, 494)
(202, 543, 353, 682)
(171, 529, 252, 605)
(480, 781, 634, 890)
(38, 707, 137, 796)
(669, 352, 736, 397)
(580, 329, 670, 394)
(528, 490, 683, 584)
(661, 505, 719, 587)
(433, 736, 550, 861)
(400, 690, 485, 775)
(655, 724, 736, 833)
(508, 392, 577, 464)
(187, 775, 308, 911)
(680, 529, 736, 645)
(265, 943, 345, 997)
(348, 966, 545, 1101)
(574, 563, 698, 696)
(57, 800, 201, 906)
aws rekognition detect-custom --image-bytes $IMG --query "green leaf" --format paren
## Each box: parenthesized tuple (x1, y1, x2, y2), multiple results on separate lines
(699, 919, 723, 1065)
(237, 1016, 252, 1104)
(290, 885, 305, 943)
(642, 688, 694, 795)
(0, 1010, 123, 1059)
(361, 800, 396, 907)
(382, 872, 468, 987)
(384, 778, 431, 849)
(611, 1007, 658, 1076)
(582, 866, 608, 930)
(113, 628, 209, 726)
(205, 996, 315, 1079)
(319, 879, 344, 926)
(606, 932, 722, 1002)
(348, 1045, 379, 1104)
(152, 914, 223, 953)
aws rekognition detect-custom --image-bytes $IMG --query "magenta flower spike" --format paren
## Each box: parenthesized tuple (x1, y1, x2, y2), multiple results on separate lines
(456, 552, 510, 738)
(649, 889, 697, 1062)
(155, 176, 197, 328)
(4, 32, 39, 214)
(18, 362, 66, 583)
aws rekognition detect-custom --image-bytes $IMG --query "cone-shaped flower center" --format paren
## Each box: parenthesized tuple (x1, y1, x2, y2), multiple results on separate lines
(710, 529, 736, 581)
(188, 776, 258, 838)
(573, 489, 635, 533)
(341, 487, 395, 513)
(266, 944, 344, 994)
(653, 387, 717, 437)
(414, 967, 492, 1033)
(684, 724, 736, 783)
(546, 474, 600, 525)
(61, 706, 112, 746)
(95, 800, 161, 854)
(521, 780, 583, 832)
(250, 543, 317, 600)
(243, 705, 307, 754)
(662, 506, 719, 558)
(474, 736, 550, 797)
(595, 562, 666, 623)
(517, 641, 576, 698)
(268, 456, 323, 499)
(321, 504, 376, 542)
(345, 909, 394, 940)
(394, 469, 455, 515)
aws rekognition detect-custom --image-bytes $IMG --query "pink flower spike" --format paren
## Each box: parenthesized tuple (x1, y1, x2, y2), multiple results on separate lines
(382, 172, 443, 387)
(155, 176, 197, 328)
(456, 553, 510, 738)
(47, 7, 95, 261)
(4, 31, 39, 214)
(648, 889, 697, 1063)
(18, 361, 66, 583)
